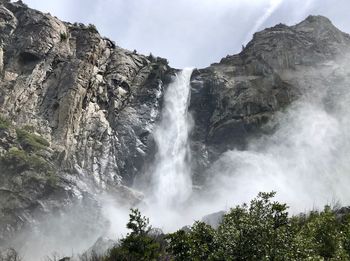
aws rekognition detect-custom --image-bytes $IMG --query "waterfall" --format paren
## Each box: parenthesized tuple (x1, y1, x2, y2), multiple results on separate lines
(150, 68, 193, 208)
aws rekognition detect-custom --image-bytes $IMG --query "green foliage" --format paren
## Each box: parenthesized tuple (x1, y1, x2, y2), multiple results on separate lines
(127, 208, 151, 235)
(0, 115, 11, 130)
(105, 209, 161, 261)
(166, 230, 191, 260)
(16, 128, 50, 152)
(82, 194, 350, 261)
(87, 24, 98, 33)
(60, 32, 68, 41)
(0, 122, 52, 174)
(295, 206, 349, 259)
(342, 214, 350, 257)
(22, 125, 35, 132)
(215, 192, 292, 260)
(0, 147, 51, 173)
(167, 192, 350, 260)
(167, 221, 217, 261)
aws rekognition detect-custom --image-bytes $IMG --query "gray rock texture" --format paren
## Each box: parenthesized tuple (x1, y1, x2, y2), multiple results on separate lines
(0, 0, 350, 249)
(189, 15, 350, 182)
(0, 0, 172, 245)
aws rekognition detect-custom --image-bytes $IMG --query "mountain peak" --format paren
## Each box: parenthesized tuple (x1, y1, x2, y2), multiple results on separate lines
(292, 14, 349, 46)
(295, 15, 335, 30)
(304, 15, 332, 24)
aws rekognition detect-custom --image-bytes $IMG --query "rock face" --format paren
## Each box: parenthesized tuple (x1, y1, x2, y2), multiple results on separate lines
(0, 0, 172, 245)
(189, 15, 350, 182)
(0, 0, 350, 249)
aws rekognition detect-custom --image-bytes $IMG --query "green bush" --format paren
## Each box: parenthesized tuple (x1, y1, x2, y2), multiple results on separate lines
(296, 206, 348, 259)
(166, 230, 191, 260)
(69, 194, 350, 260)
(21, 125, 35, 133)
(87, 24, 98, 33)
(0, 115, 11, 130)
(60, 32, 68, 41)
(1, 147, 30, 172)
(0, 147, 51, 173)
(166, 192, 350, 261)
(214, 192, 293, 260)
(342, 214, 350, 257)
(16, 128, 50, 152)
(167, 221, 216, 261)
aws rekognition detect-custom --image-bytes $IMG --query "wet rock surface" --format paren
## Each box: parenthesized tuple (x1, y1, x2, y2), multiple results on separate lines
(189, 15, 350, 182)
(0, 0, 350, 250)
(0, 0, 171, 245)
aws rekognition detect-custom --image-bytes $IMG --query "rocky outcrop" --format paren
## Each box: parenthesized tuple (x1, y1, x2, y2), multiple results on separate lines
(201, 211, 225, 229)
(0, 0, 172, 245)
(0, 0, 350, 250)
(189, 15, 350, 182)
(0, 1, 171, 186)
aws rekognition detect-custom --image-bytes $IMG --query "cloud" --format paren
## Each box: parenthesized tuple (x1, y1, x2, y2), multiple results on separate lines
(22, 0, 350, 68)
(244, 0, 284, 44)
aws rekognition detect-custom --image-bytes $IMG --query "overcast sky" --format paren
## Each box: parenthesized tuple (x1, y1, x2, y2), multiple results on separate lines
(23, 0, 350, 68)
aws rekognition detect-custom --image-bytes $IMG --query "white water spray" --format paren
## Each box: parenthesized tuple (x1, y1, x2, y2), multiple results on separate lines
(148, 68, 193, 209)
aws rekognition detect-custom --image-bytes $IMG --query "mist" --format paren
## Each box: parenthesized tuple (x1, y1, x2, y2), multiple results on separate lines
(126, 55, 350, 232)
(199, 59, 350, 213)
(3, 2, 350, 259)
(5, 53, 350, 260)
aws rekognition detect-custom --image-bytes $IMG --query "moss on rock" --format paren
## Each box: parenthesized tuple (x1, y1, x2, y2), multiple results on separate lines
(16, 128, 50, 152)
(0, 147, 52, 173)
(0, 115, 11, 130)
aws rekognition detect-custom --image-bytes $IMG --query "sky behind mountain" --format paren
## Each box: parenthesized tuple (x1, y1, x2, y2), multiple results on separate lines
(23, 0, 350, 68)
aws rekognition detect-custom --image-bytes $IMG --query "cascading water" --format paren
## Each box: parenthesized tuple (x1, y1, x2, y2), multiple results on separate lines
(149, 68, 193, 209)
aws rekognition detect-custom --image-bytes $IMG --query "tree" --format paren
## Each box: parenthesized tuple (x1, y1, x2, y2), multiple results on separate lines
(215, 192, 294, 261)
(105, 194, 350, 260)
(296, 206, 348, 260)
(167, 229, 191, 261)
(105, 209, 161, 261)
(167, 222, 216, 261)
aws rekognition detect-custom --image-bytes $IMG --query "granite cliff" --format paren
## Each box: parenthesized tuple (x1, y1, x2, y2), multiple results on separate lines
(0, 0, 350, 253)
(0, 0, 172, 246)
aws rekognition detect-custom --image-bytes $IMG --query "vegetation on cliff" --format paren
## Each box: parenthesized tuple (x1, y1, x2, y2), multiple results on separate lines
(0, 117, 52, 174)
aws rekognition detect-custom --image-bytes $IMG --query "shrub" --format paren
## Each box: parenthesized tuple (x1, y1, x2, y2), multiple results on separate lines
(1, 147, 30, 172)
(167, 221, 217, 261)
(0, 115, 11, 130)
(166, 230, 191, 260)
(87, 24, 98, 34)
(42, 193, 350, 260)
(211, 192, 294, 260)
(296, 206, 348, 259)
(16, 128, 50, 152)
(60, 32, 68, 41)
(0, 147, 51, 173)
(342, 214, 350, 257)
(22, 125, 35, 132)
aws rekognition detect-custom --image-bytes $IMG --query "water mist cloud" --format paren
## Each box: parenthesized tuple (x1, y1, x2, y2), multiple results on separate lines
(199, 61, 350, 215)
(6, 1, 350, 258)
(113, 58, 350, 233)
